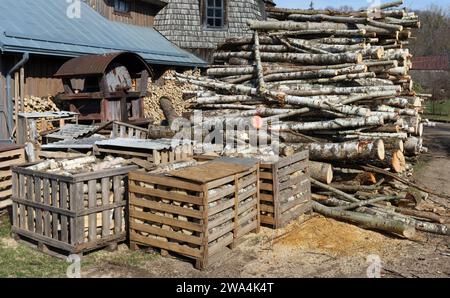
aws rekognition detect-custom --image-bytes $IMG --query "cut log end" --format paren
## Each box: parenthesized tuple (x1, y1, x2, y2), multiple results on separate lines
(356, 53, 363, 64)
(391, 150, 406, 173)
(402, 226, 416, 239)
(376, 139, 385, 161)
(309, 161, 333, 184)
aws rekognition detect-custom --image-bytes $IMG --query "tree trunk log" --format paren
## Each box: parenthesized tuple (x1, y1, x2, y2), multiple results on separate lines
(312, 201, 416, 238)
(270, 117, 384, 132)
(310, 161, 334, 184)
(292, 140, 385, 162)
(213, 51, 363, 65)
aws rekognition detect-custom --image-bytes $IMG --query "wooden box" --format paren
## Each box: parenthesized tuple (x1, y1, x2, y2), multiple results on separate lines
(94, 138, 193, 166)
(128, 161, 260, 269)
(0, 144, 25, 209)
(259, 151, 311, 229)
(11, 164, 137, 257)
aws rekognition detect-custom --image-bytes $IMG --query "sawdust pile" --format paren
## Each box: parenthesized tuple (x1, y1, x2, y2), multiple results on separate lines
(274, 216, 404, 257)
(144, 69, 200, 124)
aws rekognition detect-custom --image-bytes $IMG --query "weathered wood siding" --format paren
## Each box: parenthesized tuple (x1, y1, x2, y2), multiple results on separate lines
(86, 0, 158, 27)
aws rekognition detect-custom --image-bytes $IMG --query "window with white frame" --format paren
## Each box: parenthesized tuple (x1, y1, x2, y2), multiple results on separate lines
(206, 0, 225, 28)
(114, 0, 130, 13)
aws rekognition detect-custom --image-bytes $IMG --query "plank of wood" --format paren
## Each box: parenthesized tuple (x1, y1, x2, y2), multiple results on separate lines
(131, 197, 203, 219)
(129, 209, 203, 232)
(130, 221, 202, 246)
(130, 232, 202, 258)
(101, 178, 110, 238)
(129, 184, 203, 205)
(129, 172, 203, 192)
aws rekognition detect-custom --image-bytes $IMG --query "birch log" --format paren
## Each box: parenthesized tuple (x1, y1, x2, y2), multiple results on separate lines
(270, 117, 384, 132)
(312, 202, 416, 239)
(213, 51, 363, 65)
(309, 161, 334, 184)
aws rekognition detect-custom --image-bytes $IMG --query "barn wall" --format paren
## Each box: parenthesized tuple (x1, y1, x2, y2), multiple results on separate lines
(23, 55, 67, 98)
(86, 0, 158, 27)
(0, 54, 69, 139)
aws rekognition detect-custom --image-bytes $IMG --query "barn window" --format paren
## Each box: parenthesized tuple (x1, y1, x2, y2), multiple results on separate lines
(206, 0, 225, 28)
(114, 0, 130, 13)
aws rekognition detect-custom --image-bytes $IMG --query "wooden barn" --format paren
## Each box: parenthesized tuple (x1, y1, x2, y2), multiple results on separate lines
(154, 0, 272, 61)
(0, 0, 206, 142)
(86, 0, 168, 27)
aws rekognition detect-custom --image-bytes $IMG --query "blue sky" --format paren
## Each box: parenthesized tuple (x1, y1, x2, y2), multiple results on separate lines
(275, 0, 450, 10)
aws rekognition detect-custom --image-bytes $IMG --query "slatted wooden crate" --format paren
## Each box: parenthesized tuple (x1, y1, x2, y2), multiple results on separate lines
(110, 121, 149, 139)
(11, 164, 137, 257)
(0, 144, 25, 209)
(128, 161, 260, 270)
(259, 151, 312, 229)
(94, 138, 193, 165)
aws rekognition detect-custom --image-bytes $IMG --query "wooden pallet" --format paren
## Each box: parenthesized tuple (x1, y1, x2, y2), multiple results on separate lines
(94, 138, 193, 166)
(259, 151, 312, 229)
(11, 164, 137, 256)
(0, 144, 25, 209)
(128, 161, 260, 269)
(110, 121, 149, 139)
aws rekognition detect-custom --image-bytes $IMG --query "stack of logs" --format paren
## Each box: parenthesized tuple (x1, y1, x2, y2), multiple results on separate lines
(173, 0, 450, 237)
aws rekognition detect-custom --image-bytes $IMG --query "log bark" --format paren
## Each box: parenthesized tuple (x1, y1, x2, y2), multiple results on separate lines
(253, 31, 268, 95)
(213, 51, 363, 65)
(292, 139, 385, 162)
(270, 117, 384, 132)
(312, 201, 416, 238)
(160, 97, 180, 127)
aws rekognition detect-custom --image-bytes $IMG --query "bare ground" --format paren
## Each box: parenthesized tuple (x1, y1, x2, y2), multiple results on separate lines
(78, 124, 450, 278)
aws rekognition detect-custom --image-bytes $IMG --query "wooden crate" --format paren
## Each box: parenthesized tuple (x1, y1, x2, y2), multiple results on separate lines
(259, 151, 311, 229)
(11, 164, 137, 257)
(128, 161, 260, 269)
(94, 138, 193, 166)
(0, 144, 25, 209)
(110, 121, 149, 139)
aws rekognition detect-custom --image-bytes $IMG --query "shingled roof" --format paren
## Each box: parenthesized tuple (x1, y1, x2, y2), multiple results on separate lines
(154, 0, 265, 49)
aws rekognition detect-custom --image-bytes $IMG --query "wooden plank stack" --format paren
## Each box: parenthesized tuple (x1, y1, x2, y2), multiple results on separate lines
(10, 157, 137, 257)
(175, 0, 427, 176)
(0, 144, 25, 209)
(128, 161, 260, 269)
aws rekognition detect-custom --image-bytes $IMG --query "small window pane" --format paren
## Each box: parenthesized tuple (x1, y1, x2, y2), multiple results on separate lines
(215, 0, 222, 7)
(207, 8, 214, 17)
(207, 18, 215, 26)
(215, 9, 222, 17)
(208, 0, 214, 7)
(215, 18, 222, 27)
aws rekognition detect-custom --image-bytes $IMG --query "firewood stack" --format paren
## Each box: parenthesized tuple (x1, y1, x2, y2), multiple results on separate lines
(175, 0, 427, 175)
(171, 1, 450, 237)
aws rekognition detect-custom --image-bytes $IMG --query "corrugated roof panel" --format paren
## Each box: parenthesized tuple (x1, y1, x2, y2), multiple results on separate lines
(0, 0, 206, 67)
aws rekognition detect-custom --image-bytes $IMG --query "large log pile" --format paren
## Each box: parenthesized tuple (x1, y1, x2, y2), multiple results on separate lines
(177, 0, 426, 172)
(172, 1, 449, 237)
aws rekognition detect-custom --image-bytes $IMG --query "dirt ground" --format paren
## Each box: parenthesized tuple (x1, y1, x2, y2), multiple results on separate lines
(77, 124, 450, 278)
